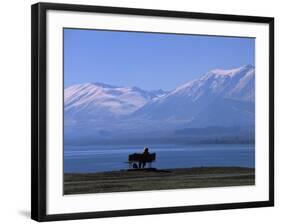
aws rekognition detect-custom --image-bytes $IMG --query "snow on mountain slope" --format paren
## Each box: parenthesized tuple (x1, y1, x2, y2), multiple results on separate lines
(133, 65, 255, 121)
(225, 66, 255, 102)
(64, 82, 167, 121)
(163, 64, 254, 102)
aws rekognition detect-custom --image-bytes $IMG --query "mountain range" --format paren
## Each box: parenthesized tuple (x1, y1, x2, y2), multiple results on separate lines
(64, 65, 255, 144)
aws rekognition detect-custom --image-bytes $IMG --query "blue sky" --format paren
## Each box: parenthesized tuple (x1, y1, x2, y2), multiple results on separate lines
(64, 28, 255, 91)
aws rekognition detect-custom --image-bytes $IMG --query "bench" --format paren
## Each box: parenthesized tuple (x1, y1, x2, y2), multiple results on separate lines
(128, 153, 156, 169)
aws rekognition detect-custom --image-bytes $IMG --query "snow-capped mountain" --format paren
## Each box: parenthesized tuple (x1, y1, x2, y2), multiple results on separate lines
(133, 64, 254, 122)
(171, 64, 254, 102)
(64, 82, 167, 121)
(64, 65, 255, 142)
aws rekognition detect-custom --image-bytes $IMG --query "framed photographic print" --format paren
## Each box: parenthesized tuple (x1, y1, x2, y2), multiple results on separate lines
(31, 2, 274, 222)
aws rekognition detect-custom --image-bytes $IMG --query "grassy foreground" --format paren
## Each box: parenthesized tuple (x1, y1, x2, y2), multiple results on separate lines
(64, 167, 255, 195)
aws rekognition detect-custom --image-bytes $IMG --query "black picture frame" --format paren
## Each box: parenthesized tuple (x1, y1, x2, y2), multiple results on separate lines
(31, 2, 274, 222)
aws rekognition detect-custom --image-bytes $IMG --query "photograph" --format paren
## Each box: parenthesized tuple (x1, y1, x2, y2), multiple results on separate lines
(63, 28, 255, 195)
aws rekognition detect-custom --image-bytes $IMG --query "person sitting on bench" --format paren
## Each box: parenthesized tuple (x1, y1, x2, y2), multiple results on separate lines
(139, 147, 149, 168)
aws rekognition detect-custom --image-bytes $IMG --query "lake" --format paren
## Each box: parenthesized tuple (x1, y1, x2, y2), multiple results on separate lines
(64, 144, 254, 173)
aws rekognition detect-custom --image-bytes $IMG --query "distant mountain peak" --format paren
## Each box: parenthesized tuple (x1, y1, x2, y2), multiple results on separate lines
(64, 81, 171, 119)
(209, 67, 242, 77)
(92, 82, 117, 89)
(242, 64, 255, 69)
(208, 64, 254, 77)
(173, 65, 255, 93)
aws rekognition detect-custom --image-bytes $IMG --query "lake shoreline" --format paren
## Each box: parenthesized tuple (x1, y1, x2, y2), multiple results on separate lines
(64, 166, 255, 195)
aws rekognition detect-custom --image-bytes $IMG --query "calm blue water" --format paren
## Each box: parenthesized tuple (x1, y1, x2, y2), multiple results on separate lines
(64, 144, 255, 173)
